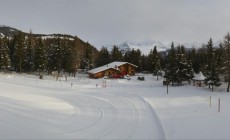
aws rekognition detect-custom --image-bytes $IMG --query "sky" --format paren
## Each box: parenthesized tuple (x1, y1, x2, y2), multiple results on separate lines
(0, 0, 230, 48)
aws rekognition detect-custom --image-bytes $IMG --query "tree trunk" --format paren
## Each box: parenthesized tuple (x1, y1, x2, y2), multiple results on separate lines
(212, 85, 214, 92)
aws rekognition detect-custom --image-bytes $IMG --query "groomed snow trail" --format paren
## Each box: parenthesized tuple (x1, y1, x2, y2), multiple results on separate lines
(0, 74, 166, 139)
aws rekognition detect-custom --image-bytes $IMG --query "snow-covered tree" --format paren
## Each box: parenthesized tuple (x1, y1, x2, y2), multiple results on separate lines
(204, 38, 221, 91)
(177, 45, 193, 84)
(24, 31, 35, 72)
(47, 37, 63, 72)
(164, 42, 178, 85)
(34, 37, 47, 72)
(13, 32, 26, 73)
(148, 46, 161, 75)
(0, 36, 11, 69)
(223, 33, 230, 92)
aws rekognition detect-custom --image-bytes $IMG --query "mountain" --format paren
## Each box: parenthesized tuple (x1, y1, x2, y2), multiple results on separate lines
(105, 41, 199, 55)
(106, 40, 222, 55)
(0, 25, 76, 40)
(0, 25, 23, 37)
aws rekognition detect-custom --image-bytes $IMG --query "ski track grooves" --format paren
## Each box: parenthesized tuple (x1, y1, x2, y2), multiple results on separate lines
(134, 94, 166, 140)
(0, 75, 166, 139)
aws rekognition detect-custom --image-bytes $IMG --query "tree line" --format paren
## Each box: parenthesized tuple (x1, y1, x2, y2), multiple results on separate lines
(96, 33, 230, 92)
(0, 31, 230, 92)
(0, 31, 98, 75)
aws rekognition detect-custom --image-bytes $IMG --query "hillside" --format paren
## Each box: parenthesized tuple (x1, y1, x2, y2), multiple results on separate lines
(0, 25, 99, 73)
(0, 25, 23, 37)
(0, 25, 75, 39)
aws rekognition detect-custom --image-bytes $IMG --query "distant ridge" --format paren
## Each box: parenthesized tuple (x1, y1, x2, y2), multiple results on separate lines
(105, 40, 222, 55)
(0, 25, 75, 39)
(0, 25, 23, 37)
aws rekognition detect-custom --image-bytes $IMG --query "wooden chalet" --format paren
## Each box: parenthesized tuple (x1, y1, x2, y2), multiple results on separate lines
(87, 61, 138, 78)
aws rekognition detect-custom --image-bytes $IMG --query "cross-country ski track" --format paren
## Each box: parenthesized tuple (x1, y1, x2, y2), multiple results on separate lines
(0, 73, 166, 140)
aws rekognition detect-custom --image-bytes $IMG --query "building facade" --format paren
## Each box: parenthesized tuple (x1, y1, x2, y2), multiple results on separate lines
(87, 61, 138, 78)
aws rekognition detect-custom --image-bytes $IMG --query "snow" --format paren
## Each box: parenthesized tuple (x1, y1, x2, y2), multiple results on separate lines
(193, 71, 206, 81)
(0, 73, 230, 139)
(0, 33, 5, 37)
(41, 35, 74, 40)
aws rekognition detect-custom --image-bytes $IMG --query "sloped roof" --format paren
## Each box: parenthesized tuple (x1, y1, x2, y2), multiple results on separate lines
(193, 71, 206, 81)
(87, 61, 137, 74)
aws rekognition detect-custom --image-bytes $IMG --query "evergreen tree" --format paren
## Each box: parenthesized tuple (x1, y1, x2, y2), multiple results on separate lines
(62, 39, 74, 73)
(188, 48, 199, 73)
(215, 43, 224, 73)
(34, 37, 46, 72)
(111, 45, 122, 62)
(24, 31, 35, 72)
(13, 32, 26, 73)
(205, 65, 221, 91)
(206, 38, 214, 70)
(223, 33, 230, 92)
(148, 46, 161, 78)
(47, 37, 63, 72)
(81, 43, 93, 69)
(0, 36, 11, 70)
(164, 42, 178, 85)
(204, 38, 221, 91)
(96, 47, 110, 67)
(140, 54, 148, 72)
(177, 46, 193, 84)
(196, 45, 208, 74)
(72, 37, 85, 76)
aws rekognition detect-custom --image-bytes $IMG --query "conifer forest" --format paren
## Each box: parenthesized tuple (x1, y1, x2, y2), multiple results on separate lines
(0, 29, 230, 92)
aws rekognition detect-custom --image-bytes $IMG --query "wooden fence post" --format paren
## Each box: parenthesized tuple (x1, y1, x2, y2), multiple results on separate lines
(210, 96, 211, 108)
(218, 98, 220, 112)
(167, 83, 168, 94)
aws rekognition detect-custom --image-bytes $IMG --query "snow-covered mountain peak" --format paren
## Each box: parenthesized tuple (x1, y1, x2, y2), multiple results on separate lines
(105, 40, 221, 55)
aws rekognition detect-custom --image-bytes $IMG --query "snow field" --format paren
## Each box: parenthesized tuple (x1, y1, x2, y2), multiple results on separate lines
(0, 73, 230, 139)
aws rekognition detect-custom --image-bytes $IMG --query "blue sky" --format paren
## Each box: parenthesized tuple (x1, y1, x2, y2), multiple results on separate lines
(0, 0, 230, 48)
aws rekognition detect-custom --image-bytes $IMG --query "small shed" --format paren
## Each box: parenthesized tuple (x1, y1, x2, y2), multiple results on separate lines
(192, 71, 206, 87)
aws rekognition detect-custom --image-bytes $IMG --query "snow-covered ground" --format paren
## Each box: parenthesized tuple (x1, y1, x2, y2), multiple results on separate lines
(0, 72, 230, 139)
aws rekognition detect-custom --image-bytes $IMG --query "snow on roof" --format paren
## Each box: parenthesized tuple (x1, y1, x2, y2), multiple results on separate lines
(193, 71, 206, 81)
(87, 61, 137, 74)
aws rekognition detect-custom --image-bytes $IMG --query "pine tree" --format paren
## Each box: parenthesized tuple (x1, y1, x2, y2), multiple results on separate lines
(34, 37, 46, 73)
(223, 33, 230, 92)
(72, 37, 85, 76)
(24, 31, 35, 72)
(111, 45, 122, 62)
(0, 36, 11, 70)
(47, 37, 63, 72)
(62, 39, 74, 73)
(164, 42, 178, 85)
(177, 46, 193, 84)
(215, 43, 224, 73)
(205, 65, 221, 91)
(81, 43, 93, 69)
(204, 38, 221, 91)
(97, 47, 110, 67)
(206, 38, 214, 70)
(13, 32, 26, 73)
(148, 46, 161, 79)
